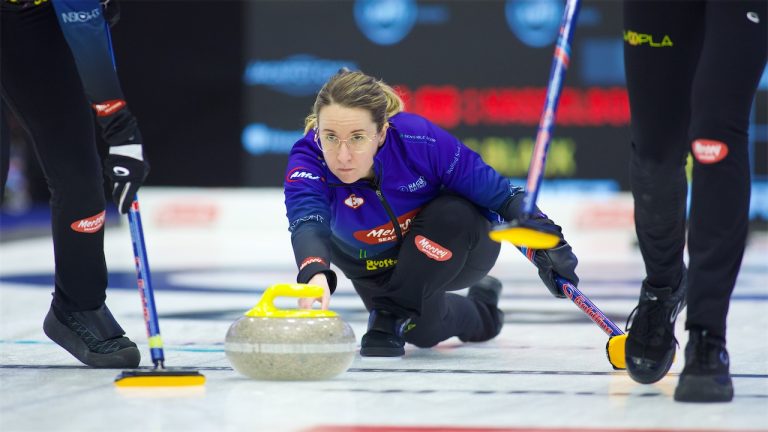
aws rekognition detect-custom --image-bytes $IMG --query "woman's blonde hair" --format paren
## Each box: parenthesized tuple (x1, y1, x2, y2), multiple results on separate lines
(304, 69, 404, 134)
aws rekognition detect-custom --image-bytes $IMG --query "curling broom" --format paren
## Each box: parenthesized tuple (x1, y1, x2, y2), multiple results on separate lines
(490, 0, 581, 249)
(554, 274, 626, 370)
(114, 198, 205, 387)
(518, 246, 626, 369)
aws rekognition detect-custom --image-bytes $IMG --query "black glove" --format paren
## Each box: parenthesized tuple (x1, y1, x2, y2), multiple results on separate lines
(104, 148, 149, 214)
(531, 242, 579, 298)
(498, 186, 579, 297)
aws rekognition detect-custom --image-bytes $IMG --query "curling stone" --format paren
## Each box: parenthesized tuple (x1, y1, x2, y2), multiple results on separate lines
(225, 283, 356, 380)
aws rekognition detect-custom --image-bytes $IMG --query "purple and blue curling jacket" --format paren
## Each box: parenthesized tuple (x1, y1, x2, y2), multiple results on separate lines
(284, 112, 524, 291)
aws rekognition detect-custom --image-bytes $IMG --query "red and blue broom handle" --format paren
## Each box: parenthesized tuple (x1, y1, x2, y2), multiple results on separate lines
(519, 247, 624, 338)
(521, 0, 581, 218)
(554, 274, 624, 337)
(127, 197, 165, 368)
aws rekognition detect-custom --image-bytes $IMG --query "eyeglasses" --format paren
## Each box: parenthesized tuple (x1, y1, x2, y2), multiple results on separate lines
(315, 132, 376, 154)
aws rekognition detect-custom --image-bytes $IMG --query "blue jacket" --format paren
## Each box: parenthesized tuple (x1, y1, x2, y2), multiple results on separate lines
(284, 112, 525, 291)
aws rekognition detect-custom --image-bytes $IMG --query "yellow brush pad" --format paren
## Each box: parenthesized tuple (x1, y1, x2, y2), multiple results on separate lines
(489, 226, 560, 249)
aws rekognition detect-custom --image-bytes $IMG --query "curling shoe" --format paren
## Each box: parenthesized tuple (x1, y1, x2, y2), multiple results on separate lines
(674, 328, 733, 403)
(625, 270, 687, 384)
(460, 275, 505, 342)
(43, 303, 140, 368)
(360, 309, 412, 357)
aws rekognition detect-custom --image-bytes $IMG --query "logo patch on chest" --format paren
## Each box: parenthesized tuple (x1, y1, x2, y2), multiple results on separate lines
(344, 194, 365, 209)
(353, 208, 421, 245)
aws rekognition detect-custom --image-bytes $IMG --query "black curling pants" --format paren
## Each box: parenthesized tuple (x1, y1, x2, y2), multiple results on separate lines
(624, 0, 768, 338)
(1, 5, 109, 312)
(347, 195, 502, 348)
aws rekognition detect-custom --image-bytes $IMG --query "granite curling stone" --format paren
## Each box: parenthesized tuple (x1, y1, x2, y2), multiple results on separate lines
(225, 283, 356, 380)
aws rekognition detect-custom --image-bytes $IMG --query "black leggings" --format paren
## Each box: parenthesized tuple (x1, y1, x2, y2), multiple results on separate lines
(624, 0, 767, 338)
(347, 195, 501, 347)
(1, 5, 108, 312)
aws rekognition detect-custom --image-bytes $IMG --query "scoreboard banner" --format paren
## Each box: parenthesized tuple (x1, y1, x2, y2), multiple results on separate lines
(242, 0, 631, 189)
(241, 0, 767, 225)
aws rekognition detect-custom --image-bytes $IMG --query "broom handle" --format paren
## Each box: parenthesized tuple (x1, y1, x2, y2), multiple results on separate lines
(127, 197, 165, 368)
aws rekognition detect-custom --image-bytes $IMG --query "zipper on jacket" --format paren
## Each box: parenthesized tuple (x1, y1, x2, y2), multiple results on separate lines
(327, 159, 403, 242)
(369, 159, 403, 242)
(372, 186, 403, 242)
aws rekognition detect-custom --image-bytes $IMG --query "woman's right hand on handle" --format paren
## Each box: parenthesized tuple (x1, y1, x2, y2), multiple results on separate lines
(298, 273, 331, 310)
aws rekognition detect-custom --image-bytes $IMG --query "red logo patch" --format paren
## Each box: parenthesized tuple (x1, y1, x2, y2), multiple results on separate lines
(300, 256, 326, 271)
(414, 235, 452, 261)
(70, 210, 106, 233)
(344, 194, 365, 209)
(353, 208, 421, 245)
(692, 139, 728, 164)
(91, 99, 126, 117)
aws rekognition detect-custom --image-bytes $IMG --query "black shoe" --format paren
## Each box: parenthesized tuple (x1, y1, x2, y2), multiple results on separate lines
(460, 275, 505, 342)
(43, 303, 141, 368)
(625, 270, 687, 384)
(674, 329, 734, 403)
(360, 309, 412, 357)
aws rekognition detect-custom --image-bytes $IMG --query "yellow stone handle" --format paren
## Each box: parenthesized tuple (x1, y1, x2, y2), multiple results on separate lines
(245, 283, 337, 318)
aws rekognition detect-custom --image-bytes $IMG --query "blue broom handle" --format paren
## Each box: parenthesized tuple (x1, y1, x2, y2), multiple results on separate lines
(127, 197, 165, 367)
(553, 275, 624, 337)
(518, 246, 623, 337)
(523, 0, 581, 217)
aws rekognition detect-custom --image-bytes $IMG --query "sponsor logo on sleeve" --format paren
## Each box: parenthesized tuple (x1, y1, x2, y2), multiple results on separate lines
(398, 133, 436, 144)
(70, 210, 106, 233)
(353, 208, 421, 244)
(286, 166, 324, 183)
(300, 256, 327, 271)
(289, 214, 325, 232)
(446, 144, 461, 175)
(414, 235, 452, 261)
(692, 139, 728, 164)
(92, 99, 126, 117)
(344, 194, 365, 209)
(60, 7, 101, 23)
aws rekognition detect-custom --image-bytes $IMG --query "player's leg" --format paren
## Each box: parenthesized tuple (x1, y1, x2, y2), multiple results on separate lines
(359, 194, 502, 356)
(0, 5, 139, 368)
(675, 0, 767, 403)
(622, 0, 704, 384)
